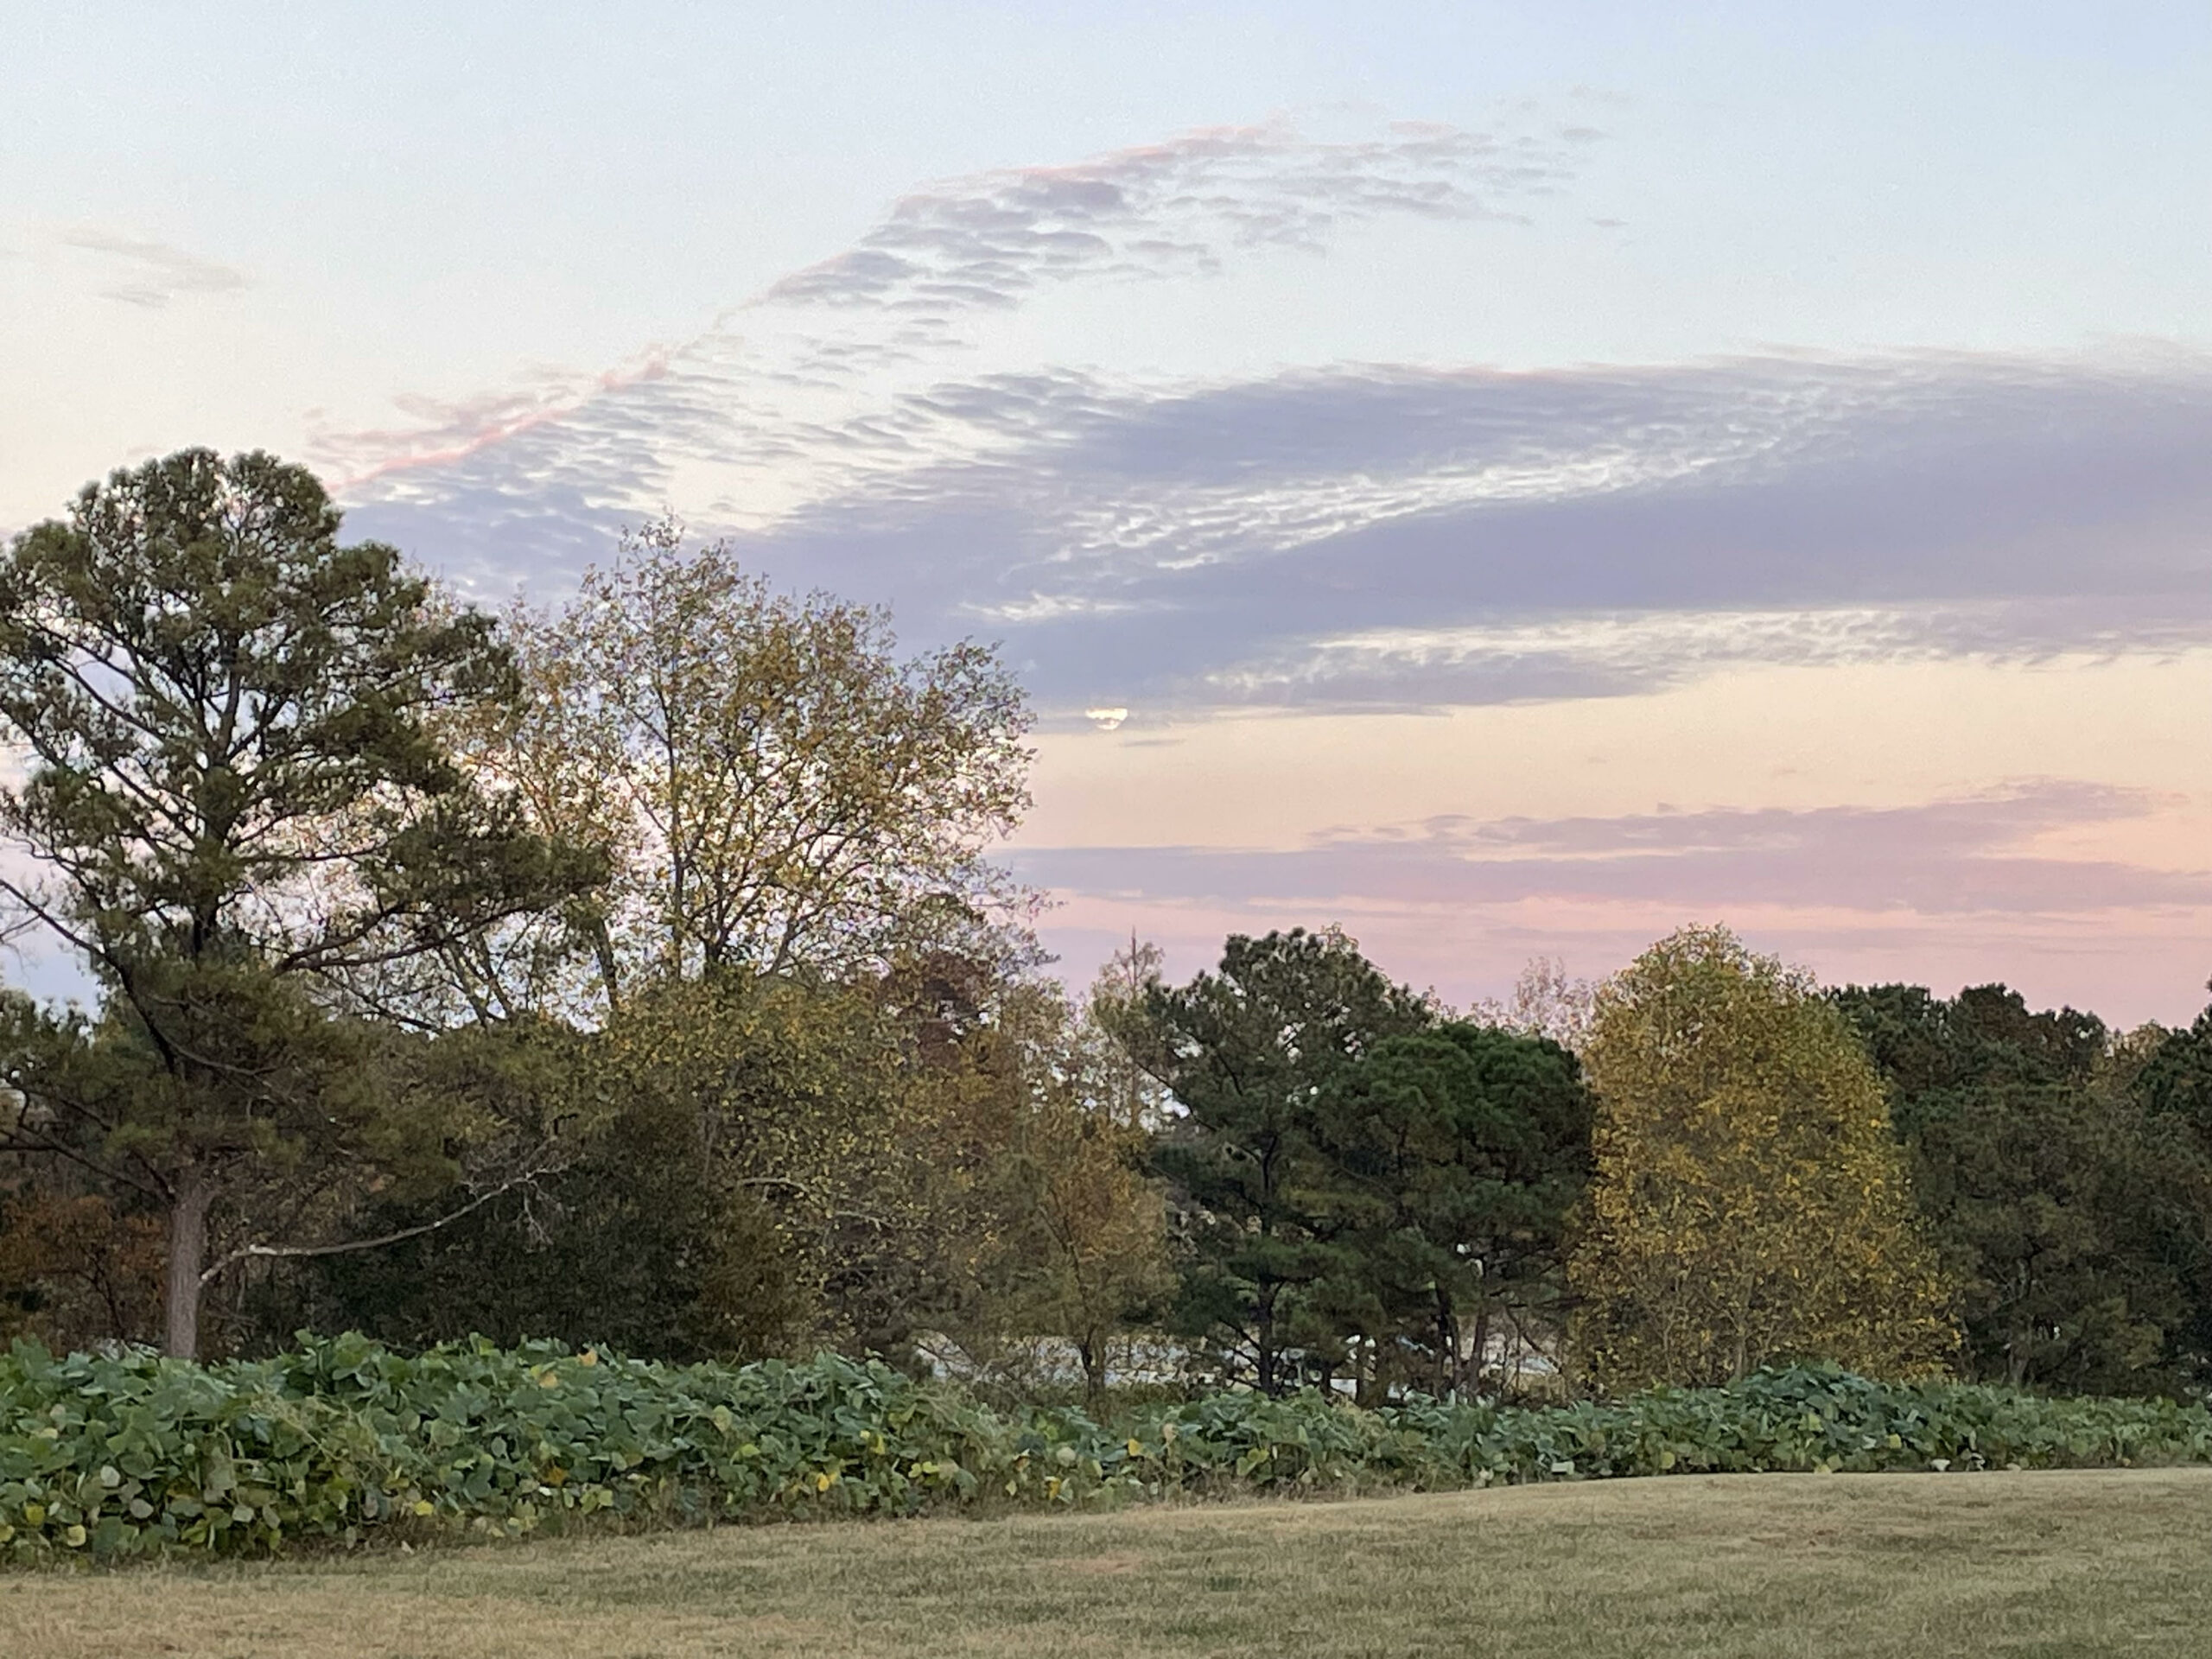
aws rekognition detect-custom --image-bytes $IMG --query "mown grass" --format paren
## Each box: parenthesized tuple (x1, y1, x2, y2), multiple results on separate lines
(4, 1467, 2209, 1657)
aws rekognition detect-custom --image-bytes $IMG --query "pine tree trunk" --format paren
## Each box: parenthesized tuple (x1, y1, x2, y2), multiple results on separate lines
(1434, 1294, 1455, 1398)
(164, 1166, 212, 1360)
(1255, 1286, 1279, 1395)
(1078, 1333, 1107, 1401)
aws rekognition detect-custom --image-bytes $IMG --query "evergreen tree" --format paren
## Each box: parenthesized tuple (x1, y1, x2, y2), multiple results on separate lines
(1136, 929, 1431, 1394)
(1306, 1021, 1591, 1396)
(1841, 982, 2212, 1391)
(0, 449, 591, 1356)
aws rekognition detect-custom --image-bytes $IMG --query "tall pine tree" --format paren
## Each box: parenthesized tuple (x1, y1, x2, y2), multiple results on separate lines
(1137, 929, 1431, 1394)
(0, 450, 591, 1356)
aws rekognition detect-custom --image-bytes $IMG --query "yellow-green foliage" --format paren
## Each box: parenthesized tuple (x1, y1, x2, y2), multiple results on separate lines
(1569, 927, 1956, 1390)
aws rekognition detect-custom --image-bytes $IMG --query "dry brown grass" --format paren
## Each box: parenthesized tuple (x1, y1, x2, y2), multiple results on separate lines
(5, 1468, 2211, 1657)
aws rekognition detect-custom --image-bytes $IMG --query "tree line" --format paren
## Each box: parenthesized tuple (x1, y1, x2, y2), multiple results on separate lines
(3, 450, 2211, 1401)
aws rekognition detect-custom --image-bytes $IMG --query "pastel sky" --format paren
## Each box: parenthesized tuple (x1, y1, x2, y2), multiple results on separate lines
(5, 3, 2210, 1021)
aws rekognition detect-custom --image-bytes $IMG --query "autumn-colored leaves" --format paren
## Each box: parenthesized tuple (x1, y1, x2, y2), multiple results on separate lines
(1569, 927, 1956, 1390)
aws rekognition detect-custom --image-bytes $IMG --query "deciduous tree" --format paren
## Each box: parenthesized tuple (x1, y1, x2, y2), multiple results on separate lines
(1569, 927, 1955, 1390)
(0, 1175, 163, 1350)
(264, 1010, 810, 1361)
(935, 969, 1173, 1397)
(484, 524, 1033, 1011)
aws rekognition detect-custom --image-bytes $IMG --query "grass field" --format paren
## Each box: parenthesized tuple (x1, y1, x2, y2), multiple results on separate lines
(4, 1469, 2210, 1657)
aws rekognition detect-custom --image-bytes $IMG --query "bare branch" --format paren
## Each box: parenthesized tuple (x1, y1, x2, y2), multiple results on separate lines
(198, 1166, 550, 1287)
(731, 1173, 891, 1230)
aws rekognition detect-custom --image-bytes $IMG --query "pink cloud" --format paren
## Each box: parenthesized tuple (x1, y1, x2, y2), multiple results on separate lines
(1019, 783, 2212, 1025)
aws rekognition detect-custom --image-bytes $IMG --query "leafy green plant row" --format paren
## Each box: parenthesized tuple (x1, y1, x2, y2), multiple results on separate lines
(5, 1335, 2210, 1560)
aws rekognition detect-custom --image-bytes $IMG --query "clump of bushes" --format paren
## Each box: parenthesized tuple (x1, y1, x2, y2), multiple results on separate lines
(5, 1335, 2210, 1561)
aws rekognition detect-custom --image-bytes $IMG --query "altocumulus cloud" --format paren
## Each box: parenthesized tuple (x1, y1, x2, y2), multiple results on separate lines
(302, 114, 2212, 1016)
(731, 350, 2212, 715)
(341, 257, 2212, 716)
(332, 113, 1600, 596)
(756, 118, 1579, 326)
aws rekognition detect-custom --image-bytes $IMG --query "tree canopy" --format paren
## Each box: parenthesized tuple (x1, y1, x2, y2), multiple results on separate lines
(1838, 982, 2212, 1392)
(10, 445, 2212, 1416)
(1570, 927, 1956, 1389)
(1129, 928, 1590, 1397)
(480, 523, 1034, 1014)
(0, 450, 593, 1355)
(1133, 928, 1431, 1393)
(1297, 1021, 1589, 1396)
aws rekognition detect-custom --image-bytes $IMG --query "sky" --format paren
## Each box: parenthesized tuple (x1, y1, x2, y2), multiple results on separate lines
(4, 3, 2210, 1022)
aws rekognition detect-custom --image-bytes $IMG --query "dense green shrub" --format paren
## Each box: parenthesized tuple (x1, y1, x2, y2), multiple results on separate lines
(5, 1336, 2210, 1561)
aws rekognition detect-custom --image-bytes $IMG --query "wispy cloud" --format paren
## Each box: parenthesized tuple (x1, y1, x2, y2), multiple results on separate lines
(55, 227, 250, 308)
(347, 345, 2212, 709)
(327, 114, 1593, 552)
(320, 118, 2212, 723)
(682, 349, 2212, 715)
(1012, 781, 2211, 921)
(309, 349, 679, 488)
(1017, 777, 2212, 1020)
(756, 118, 1573, 327)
